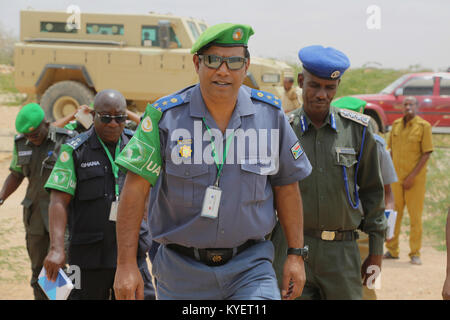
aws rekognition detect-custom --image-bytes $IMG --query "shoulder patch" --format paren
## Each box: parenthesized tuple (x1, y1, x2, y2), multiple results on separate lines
(251, 89, 282, 109)
(66, 131, 90, 150)
(338, 109, 370, 127)
(123, 128, 135, 137)
(151, 94, 185, 112)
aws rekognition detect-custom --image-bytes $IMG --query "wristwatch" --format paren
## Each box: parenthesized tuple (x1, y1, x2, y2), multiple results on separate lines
(0, 199, 4, 205)
(287, 245, 309, 260)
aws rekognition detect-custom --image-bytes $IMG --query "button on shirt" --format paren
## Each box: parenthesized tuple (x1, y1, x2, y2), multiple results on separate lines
(291, 106, 386, 254)
(144, 84, 312, 249)
(387, 116, 433, 181)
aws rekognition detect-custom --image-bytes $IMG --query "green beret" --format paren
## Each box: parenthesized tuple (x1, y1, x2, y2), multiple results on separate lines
(190, 23, 254, 54)
(331, 96, 367, 113)
(15, 103, 45, 134)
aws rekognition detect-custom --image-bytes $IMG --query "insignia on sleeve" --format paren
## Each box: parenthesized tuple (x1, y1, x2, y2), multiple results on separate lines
(290, 141, 304, 160)
(250, 89, 282, 109)
(338, 109, 370, 127)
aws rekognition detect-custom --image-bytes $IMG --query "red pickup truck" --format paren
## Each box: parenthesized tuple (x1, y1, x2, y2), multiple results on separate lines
(349, 72, 450, 132)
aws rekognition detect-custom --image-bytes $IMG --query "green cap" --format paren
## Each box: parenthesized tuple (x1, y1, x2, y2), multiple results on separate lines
(331, 96, 367, 113)
(190, 23, 254, 54)
(15, 103, 45, 134)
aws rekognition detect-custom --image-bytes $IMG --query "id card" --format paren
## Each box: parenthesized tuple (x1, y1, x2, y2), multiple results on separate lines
(200, 186, 222, 219)
(109, 200, 119, 221)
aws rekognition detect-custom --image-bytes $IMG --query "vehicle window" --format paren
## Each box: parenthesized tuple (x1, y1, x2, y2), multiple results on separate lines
(141, 26, 181, 48)
(379, 75, 408, 94)
(440, 78, 450, 96)
(187, 21, 200, 40)
(40, 21, 78, 33)
(403, 77, 434, 96)
(86, 24, 124, 35)
(199, 23, 208, 33)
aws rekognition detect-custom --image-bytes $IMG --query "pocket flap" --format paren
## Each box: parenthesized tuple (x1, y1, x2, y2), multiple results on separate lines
(165, 162, 209, 178)
(335, 147, 358, 167)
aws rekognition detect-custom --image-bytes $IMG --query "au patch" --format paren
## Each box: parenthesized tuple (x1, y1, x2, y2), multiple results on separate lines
(291, 141, 304, 160)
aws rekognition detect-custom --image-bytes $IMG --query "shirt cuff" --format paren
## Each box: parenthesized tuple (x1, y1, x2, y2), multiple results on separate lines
(369, 231, 385, 255)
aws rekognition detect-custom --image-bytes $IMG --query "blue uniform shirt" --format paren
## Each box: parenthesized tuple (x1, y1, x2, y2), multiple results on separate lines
(146, 84, 312, 248)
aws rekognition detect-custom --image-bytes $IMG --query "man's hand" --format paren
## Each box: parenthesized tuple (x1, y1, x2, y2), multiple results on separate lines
(43, 248, 65, 282)
(113, 263, 144, 300)
(443, 276, 450, 300)
(281, 255, 306, 300)
(403, 175, 415, 190)
(361, 254, 382, 287)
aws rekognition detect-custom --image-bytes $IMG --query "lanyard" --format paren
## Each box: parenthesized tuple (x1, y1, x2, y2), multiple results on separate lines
(202, 117, 234, 186)
(97, 136, 122, 199)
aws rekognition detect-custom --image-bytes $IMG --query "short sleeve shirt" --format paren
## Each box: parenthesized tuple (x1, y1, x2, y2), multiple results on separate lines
(374, 134, 398, 185)
(116, 84, 312, 248)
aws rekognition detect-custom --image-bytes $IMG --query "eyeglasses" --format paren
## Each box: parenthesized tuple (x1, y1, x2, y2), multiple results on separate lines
(96, 113, 127, 124)
(198, 54, 247, 70)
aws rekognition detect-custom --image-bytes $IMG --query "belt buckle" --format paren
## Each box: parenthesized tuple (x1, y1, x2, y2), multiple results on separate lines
(321, 231, 336, 241)
(205, 250, 230, 266)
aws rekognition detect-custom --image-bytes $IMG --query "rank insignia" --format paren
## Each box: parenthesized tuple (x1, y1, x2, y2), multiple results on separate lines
(179, 144, 192, 158)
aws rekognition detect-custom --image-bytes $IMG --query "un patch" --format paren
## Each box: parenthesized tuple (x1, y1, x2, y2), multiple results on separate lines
(290, 141, 304, 160)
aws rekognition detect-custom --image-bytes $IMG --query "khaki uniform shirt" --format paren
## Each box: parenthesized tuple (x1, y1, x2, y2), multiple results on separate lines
(291, 106, 386, 254)
(282, 87, 302, 113)
(387, 116, 433, 181)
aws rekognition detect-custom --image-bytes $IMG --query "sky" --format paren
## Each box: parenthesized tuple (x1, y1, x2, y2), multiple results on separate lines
(0, 0, 449, 70)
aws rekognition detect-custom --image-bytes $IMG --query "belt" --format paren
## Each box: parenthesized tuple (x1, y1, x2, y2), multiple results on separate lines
(304, 229, 359, 241)
(166, 240, 258, 267)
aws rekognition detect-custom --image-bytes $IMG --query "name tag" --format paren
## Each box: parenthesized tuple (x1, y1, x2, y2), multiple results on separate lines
(109, 200, 119, 222)
(200, 186, 222, 219)
(18, 150, 33, 157)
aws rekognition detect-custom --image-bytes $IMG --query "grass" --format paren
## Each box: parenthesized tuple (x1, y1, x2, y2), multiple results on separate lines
(0, 72, 18, 94)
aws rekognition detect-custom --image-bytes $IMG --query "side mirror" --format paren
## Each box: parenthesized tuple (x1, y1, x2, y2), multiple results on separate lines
(158, 20, 171, 49)
(394, 88, 404, 97)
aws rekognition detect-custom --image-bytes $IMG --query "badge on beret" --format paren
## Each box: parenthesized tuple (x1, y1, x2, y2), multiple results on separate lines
(232, 28, 243, 41)
(330, 71, 340, 79)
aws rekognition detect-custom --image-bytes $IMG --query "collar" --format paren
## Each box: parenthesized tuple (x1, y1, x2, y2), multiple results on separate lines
(189, 84, 255, 131)
(299, 107, 338, 134)
(88, 126, 127, 150)
(403, 115, 418, 127)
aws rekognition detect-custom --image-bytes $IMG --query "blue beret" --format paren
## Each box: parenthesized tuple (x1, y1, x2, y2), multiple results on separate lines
(298, 45, 350, 80)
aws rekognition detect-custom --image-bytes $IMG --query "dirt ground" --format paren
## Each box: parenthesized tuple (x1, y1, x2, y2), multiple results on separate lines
(0, 105, 446, 300)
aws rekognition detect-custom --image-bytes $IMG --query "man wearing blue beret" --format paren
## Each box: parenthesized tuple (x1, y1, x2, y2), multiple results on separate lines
(272, 45, 386, 299)
(113, 23, 312, 300)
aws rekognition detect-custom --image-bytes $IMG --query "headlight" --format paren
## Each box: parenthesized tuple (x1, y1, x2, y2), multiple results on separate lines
(261, 73, 280, 83)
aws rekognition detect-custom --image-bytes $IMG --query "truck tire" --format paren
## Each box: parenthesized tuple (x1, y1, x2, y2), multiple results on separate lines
(40, 81, 94, 122)
(365, 110, 383, 133)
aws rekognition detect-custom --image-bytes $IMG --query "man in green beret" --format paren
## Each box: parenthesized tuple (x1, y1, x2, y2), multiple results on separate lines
(0, 103, 75, 299)
(113, 23, 311, 300)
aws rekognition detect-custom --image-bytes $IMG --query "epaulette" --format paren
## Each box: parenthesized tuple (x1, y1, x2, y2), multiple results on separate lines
(250, 89, 282, 109)
(55, 126, 77, 138)
(123, 128, 135, 137)
(373, 133, 386, 146)
(151, 94, 185, 112)
(14, 134, 25, 141)
(338, 109, 370, 127)
(66, 131, 90, 150)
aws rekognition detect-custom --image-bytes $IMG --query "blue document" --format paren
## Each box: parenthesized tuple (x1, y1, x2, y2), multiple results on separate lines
(37, 267, 74, 300)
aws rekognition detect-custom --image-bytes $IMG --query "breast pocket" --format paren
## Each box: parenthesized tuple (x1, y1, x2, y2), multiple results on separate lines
(165, 162, 209, 207)
(335, 147, 358, 202)
(76, 166, 106, 201)
(240, 162, 270, 205)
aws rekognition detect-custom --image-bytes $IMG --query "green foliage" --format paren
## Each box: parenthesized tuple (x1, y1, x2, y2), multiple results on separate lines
(0, 72, 18, 94)
(0, 23, 16, 66)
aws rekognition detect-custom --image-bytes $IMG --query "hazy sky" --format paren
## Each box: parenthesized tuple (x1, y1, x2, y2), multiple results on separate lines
(1, 0, 449, 70)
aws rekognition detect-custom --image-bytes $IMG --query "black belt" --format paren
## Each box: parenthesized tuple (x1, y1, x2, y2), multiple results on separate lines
(166, 240, 259, 266)
(304, 229, 359, 241)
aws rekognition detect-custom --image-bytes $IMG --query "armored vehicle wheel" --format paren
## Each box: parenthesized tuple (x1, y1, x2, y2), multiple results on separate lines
(40, 81, 94, 121)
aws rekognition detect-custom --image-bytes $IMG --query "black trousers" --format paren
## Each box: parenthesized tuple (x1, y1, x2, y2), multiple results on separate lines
(68, 268, 116, 300)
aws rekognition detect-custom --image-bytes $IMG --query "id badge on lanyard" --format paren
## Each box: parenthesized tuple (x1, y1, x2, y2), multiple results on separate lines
(97, 136, 122, 222)
(200, 118, 233, 219)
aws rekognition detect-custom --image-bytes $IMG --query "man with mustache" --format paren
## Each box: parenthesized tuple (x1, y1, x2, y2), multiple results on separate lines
(384, 96, 433, 265)
(0, 103, 75, 299)
(272, 45, 386, 299)
(113, 23, 312, 300)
